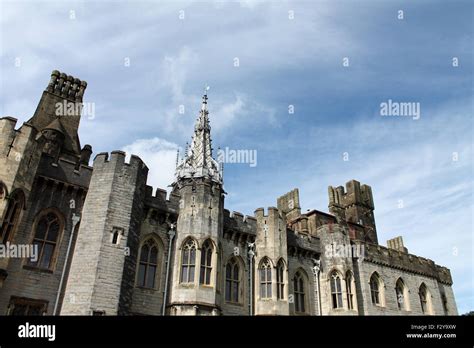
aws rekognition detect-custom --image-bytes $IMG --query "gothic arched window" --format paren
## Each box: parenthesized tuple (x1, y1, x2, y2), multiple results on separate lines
(370, 272, 382, 305)
(28, 211, 63, 270)
(200, 240, 213, 285)
(419, 283, 433, 314)
(137, 239, 158, 288)
(225, 258, 240, 303)
(259, 258, 272, 299)
(396, 278, 409, 311)
(293, 271, 306, 313)
(180, 238, 197, 283)
(346, 271, 355, 310)
(330, 271, 343, 309)
(0, 190, 24, 244)
(276, 259, 285, 300)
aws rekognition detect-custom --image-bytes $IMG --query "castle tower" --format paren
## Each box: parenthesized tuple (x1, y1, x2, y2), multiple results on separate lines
(254, 207, 289, 315)
(169, 91, 224, 315)
(328, 180, 378, 244)
(61, 152, 148, 315)
(27, 70, 87, 162)
(277, 188, 301, 222)
(317, 221, 358, 315)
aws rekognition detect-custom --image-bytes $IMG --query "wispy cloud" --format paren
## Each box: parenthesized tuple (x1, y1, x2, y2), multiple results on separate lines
(1, 0, 472, 314)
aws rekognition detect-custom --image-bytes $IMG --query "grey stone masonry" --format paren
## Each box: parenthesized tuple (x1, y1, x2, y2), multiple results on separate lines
(0, 71, 458, 317)
(61, 151, 148, 315)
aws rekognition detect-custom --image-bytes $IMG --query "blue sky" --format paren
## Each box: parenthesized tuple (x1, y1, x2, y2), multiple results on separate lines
(1, 0, 472, 314)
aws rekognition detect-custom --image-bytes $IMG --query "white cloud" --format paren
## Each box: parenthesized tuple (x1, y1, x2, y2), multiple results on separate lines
(122, 137, 179, 194)
(211, 94, 245, 131)
(1, 0, 471, 314)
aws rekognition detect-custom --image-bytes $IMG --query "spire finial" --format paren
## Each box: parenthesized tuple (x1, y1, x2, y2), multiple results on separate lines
(202, 85, 210, 106)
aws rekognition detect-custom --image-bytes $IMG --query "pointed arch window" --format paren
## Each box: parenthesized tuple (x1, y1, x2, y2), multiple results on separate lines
(346, 271, 355, 310)
(330, 271, 343, 309)
(370, 272, 382, 305)
(276, 259, 285, 300)
(1, 190, 24, 244)
(293, 271, 306, 313)
(200, 240, 213, 285)
(225, 258, 240, 303)
(259, 258, 272, 299)
(396, 278, 409, 311)
(137, 239, 158, 288)
(180, 238, 197, 283)
(28, 211, 62, 270)
(419, 283, 432, 314)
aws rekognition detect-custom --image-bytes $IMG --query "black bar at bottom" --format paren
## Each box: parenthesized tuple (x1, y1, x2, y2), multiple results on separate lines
(0, 315, 472, 346)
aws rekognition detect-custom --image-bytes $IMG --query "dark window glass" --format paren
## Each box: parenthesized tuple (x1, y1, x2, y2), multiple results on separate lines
(200, 240, 213, 285)
(28, 212, 61, 270)
(259, 258, 272, 299)
(9, 297, 47, 316)
(137, 241, 158, 289)
(346, 273, 354, 310)
(331, 271, 343, 309)
(0, 191, 24, 244)
(225, 258, 240, 303)
(294, 272, 306, 313)
(181, 239, 197, 283)
(370, 273, 380, 305)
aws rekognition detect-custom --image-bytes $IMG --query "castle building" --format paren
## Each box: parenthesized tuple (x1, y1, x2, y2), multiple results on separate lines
(0, 70, 457, 316)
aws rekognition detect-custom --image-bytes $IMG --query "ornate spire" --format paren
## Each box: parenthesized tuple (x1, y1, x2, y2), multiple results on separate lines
(175, 88, 222, 184)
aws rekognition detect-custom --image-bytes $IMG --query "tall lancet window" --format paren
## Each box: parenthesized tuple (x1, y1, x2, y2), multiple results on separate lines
(396, 278, 409, 311)
(330, 271, 343, 309)
(137, 239, 158, 289)
(346, 271, 355, 310)
(276, 259, 285, 300)
(200, 240, 213, 285)
(293, 271, 306, 313)
(225, 258, 240, 303)
(28, 210, 63, 270)
(259, 258, 272, 299)
(180, 238, 197, 283)
(419, 283, 433, 314)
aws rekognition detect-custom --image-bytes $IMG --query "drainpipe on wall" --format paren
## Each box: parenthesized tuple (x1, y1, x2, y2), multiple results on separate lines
(247, 242, 255, 316)
(312, 258, 322, 316)
(54, 213, 81, 315)
(162, 223, 176, 316)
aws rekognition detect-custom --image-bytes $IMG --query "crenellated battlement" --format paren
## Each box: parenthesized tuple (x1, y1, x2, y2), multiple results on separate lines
(329, 179, 374, 209)
(92, 150, 148, 174)
(46, 70, 87, 102)
(328, 179, 377, 243)
(0, 118, 40, 156)
(223, 209, 257, 235)
(254, 206, 281, 220)
(361, 241, 453, 285)
(144, 186, 180, 213)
